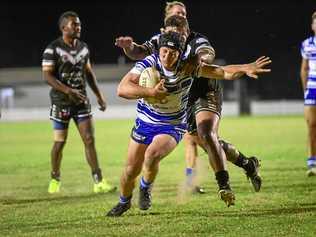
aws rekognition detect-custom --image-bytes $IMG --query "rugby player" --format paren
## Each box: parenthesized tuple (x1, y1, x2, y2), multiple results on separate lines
(106, 31, 271, 216)
(115, 3, 263, 197)
(42, 11, 115, 194)
(301, 11, 316, 176)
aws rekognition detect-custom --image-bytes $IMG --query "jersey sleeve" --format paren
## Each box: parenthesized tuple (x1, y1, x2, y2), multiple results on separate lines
(42, 43, 56, 67)
(83, 43, 90, 65)
(301, 41, 308, 59)
(142, 34, 160, 55)
(189, 36, 215, 58)
(130, 54, 158, 75)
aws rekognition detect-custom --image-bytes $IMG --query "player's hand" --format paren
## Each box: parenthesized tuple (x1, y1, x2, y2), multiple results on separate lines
(67, 88, 86, 103)
(97, 95, 107, 112)
(245, 56, 272, 79)
(149, 79, 168, 100)
(115, 36, 134, 49)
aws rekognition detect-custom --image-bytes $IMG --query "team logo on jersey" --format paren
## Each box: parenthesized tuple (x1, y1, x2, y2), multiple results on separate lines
(167, 41, 175, 47)
(56, 47, 88, 65)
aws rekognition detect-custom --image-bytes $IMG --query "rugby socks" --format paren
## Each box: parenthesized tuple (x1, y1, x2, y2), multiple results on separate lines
(92, 168, 103, 184)
(215, 170, 230, 190)
(140, 176, 152, 190)
(307, 157, 316, 168)
(185, 168, 195, 186)
(233, 152, 253, 172)
(51, 171, 60, 181)
(119, 195, 132, 204)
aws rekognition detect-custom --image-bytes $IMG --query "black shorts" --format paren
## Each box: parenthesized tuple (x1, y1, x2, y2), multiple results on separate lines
(186, 90, 223, 134)
(49, 101, 92, 124)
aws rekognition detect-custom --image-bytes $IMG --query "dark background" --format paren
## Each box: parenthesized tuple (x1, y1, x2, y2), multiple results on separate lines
(1, 0, 315, 100)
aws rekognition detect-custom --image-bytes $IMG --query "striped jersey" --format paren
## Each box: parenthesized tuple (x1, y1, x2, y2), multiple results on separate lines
(42, 37, 90, 105)
(301, 36, 316, 89)
(142, 31, 221, 99)
(130, 54, 194, 126)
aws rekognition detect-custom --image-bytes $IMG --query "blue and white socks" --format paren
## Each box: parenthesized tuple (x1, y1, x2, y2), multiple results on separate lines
(185, 168, 195, 186)
(307, 157, 316, 169)
(119, 195, 132, 204)
(140, 176, 152, 190)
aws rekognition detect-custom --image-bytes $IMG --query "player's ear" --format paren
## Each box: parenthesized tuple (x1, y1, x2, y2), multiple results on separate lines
(160, 27, 165, 33)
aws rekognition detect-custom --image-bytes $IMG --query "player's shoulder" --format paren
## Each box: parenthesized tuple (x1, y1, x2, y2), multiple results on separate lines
(302, 36, 315, 47)
(45, 37, 62, 49)
(188, 31, 209, 43)
(78, 39, 88, 47)
(151, 33, 161, 40)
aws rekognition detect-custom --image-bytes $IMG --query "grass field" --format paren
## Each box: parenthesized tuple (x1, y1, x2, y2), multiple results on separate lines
(1, 116, 316, 236)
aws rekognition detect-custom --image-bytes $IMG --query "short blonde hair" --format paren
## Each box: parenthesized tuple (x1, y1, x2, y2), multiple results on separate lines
(164, 1, 186, 17)
(312, 11, 316, 20)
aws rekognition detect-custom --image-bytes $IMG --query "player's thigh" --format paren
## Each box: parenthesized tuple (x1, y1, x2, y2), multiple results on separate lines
(304, 106, 316, 128)
(145, 134, 178, 161)
(50, 105, 71, 141)
(73, 102, 93, 138)
(76, 116, 94, 141)
(52, 120, 69, 142)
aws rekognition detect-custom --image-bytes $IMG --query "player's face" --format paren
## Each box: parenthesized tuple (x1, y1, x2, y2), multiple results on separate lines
(312, 18, 316, 35)
(168, 5, 187, 18)
(159, 47, 180, 70)
(63, 17, 81, 39)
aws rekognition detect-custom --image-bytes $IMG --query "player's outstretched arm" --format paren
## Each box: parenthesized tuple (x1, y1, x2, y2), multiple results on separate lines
(117, 72, 167, 100)
(197, 56, 272, 80)
(115, 36, 148, 60)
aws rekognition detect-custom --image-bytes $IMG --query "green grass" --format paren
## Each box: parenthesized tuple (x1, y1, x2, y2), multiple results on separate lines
(1, 116, 316, 236)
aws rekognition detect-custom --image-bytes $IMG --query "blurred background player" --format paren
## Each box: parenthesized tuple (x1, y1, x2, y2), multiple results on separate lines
(42, 11, 115, 194)
(107, 31, 271, 216)
(301, 11, 316, 176)
(115, 2, 262, 195)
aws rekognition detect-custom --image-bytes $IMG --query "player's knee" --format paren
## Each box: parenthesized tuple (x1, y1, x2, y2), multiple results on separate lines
(184, 133, 197, 146)
(53, 141, 66, 151)
(144, 149, 161, 169)
(198, 128, 217, 145)
(144, 149, 162, 163)
(83, 133, 95, 146)
(308, 119, 316, 129)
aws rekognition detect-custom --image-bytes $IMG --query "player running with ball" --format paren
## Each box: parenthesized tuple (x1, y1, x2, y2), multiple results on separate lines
(106, 31, 271, 217)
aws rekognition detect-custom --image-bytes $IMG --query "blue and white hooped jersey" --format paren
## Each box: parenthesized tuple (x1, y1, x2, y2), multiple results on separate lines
(301, 36, 316, 89)
(130, 53, 194, 128)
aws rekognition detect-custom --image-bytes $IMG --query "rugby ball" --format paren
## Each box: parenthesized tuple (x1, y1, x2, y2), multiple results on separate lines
(139, 67, 161, 104)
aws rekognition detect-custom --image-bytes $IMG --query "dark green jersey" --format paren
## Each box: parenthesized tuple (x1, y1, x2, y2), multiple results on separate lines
(42, 37, 90, 106)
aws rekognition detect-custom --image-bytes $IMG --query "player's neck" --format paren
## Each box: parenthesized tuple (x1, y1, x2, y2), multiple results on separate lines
(62, 36, 77, 48)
